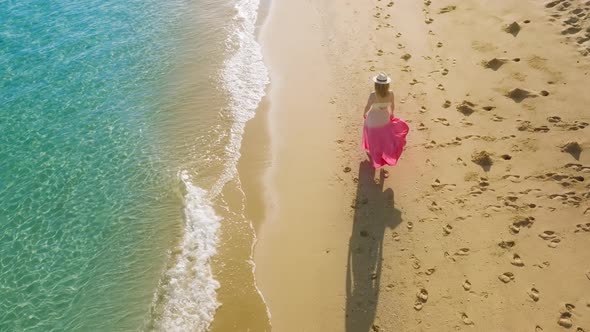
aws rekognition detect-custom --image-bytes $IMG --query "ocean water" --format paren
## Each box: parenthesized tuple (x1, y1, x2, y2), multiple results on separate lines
(0, 0, 270, 330)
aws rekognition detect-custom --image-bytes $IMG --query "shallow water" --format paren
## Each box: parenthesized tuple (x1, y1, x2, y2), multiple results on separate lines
(1, 0, 270, 330)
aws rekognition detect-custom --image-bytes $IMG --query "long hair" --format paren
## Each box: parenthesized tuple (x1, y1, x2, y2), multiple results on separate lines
(375, 83, 389, 98)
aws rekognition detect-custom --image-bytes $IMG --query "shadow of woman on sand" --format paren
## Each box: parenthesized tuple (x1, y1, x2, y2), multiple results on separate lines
(345, 160, 402, 332)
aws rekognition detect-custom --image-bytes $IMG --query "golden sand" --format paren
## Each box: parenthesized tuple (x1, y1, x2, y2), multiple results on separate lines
(252, 0, 590, 330)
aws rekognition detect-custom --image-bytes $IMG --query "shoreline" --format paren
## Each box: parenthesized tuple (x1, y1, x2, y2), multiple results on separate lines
(207, 0, 274, 329)
(253, 0, 354, 330)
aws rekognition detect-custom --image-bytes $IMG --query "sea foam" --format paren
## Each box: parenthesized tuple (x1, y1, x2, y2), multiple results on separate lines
(213, 0, 269, 197)
(149, 171, 221, 332)
(149, 0, 269, 330)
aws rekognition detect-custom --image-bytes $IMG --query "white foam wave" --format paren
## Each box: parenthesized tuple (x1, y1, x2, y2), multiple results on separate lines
(149, 171, 221, 332)
(150, 0, 269, 329)
(212, 0, 269, 197)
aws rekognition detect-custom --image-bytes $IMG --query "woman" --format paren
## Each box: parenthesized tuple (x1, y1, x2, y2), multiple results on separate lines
(362, 72, 409, 174)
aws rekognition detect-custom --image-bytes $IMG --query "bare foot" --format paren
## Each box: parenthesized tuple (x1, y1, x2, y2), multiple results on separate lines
(381, 169, 390, 178)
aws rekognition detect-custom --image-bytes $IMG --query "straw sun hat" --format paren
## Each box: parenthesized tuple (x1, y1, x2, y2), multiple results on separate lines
(372, 72, 392, 84)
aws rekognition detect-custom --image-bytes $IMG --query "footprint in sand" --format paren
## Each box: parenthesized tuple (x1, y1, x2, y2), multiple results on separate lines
(562, 26, 582, 35)
(425, 267, 436, 275)
(443, 100, 452, 108)
(558, 311, 573, 328)
(413, 288, 429, 311)
(575, 223, 590, 233)
(499, 240, 516, 249)
(441, 68, 449, 75)
(462, 279, 472, 291)
(439, 5, 457, 14)
(387, 1, 394, 7)
(437, 41, 443, 48)
(511, 253, 525, 267)
(478, 177, 490, 187)
(516, 120, 533, 131)
(425, 140, 437, 149)
(498, 272, 515, 283)
(409, 78, 422, 85)
(485, 204, 502, 212)
(528, 287, 540, 302)
(538, 230, 556, 240)
(454, 248, 470, 256)
(432, 179, 457, 190)
(417, 288, 428, 302)
(461, 312, 475, 325)
(510, 216, 535, 234)
(533, 261, 551, 269)
(410, 255, 421, 269)
(444, 251, 456, 262)
(539, 230, 561, 248)
(443, 224, 453, 236)
(437, 83, 445, 90)
(432, 118, 450, 126)
(546, 0, 565, 9)
(552, 119, 588, 131)
(425, 18, 434, 24)
(565, 162, 590, 172)
(502, 174, 522, 183)
(534, 125, 550, 132)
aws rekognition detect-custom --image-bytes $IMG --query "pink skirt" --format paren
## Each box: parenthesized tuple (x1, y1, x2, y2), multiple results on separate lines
(362, 117, 409, 168)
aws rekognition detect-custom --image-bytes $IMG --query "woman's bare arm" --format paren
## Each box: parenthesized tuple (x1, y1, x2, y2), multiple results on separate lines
(389, 91, 395, 113)
(363, 93, 374, 118)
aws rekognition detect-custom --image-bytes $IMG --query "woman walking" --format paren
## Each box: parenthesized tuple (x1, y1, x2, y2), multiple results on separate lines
(362, 72, 409, 175)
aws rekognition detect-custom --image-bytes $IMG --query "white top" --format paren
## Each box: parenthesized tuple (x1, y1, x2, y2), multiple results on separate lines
(366, 101, 392, 128)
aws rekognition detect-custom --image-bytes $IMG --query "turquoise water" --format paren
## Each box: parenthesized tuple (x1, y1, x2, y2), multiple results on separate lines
(0, 1, 185, 330)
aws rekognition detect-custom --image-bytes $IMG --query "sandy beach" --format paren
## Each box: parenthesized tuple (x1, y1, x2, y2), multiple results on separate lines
(251, 0, 590, 331)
